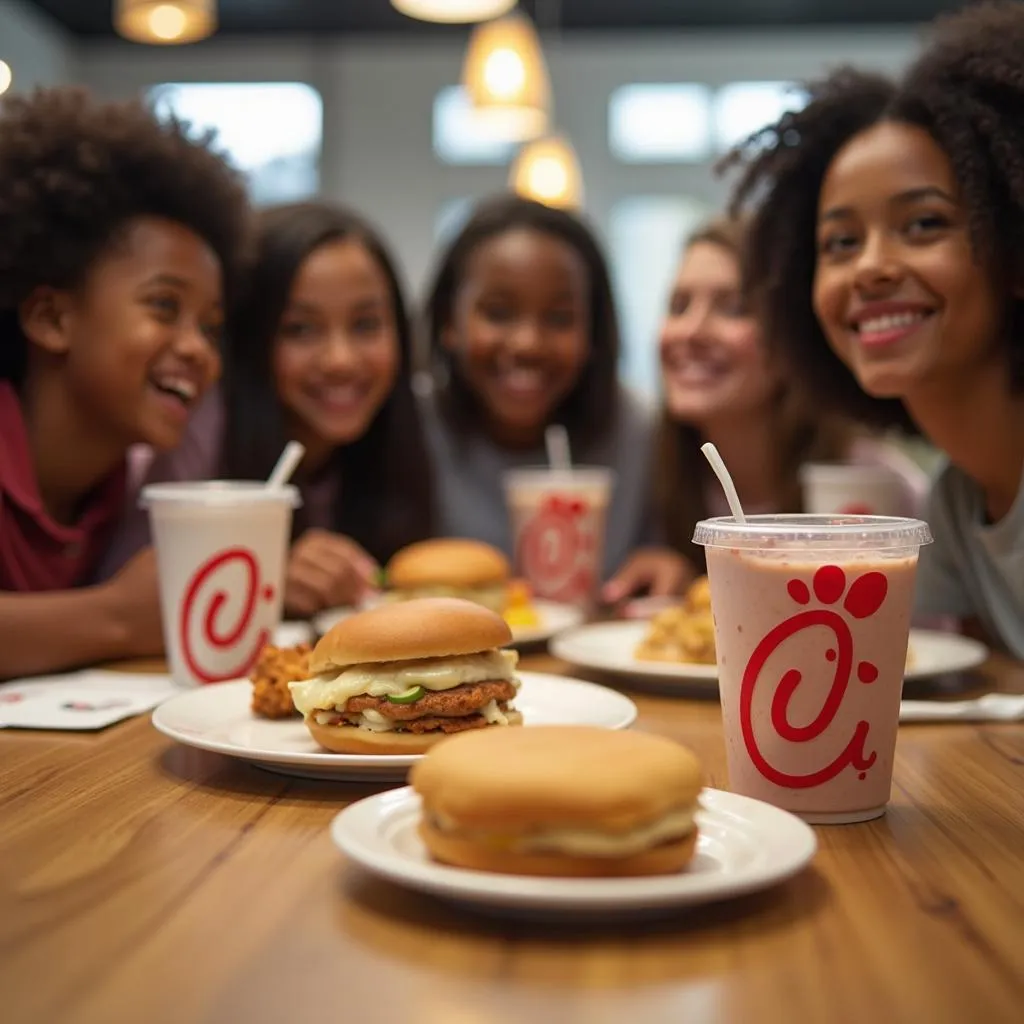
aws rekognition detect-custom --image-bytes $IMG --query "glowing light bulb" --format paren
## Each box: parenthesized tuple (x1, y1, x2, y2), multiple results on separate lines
(149, 4, 188, 41)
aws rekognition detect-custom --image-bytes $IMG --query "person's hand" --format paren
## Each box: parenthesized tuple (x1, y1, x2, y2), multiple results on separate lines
(102, 548, 165, 658)
(285, 530, 380, 618)
(601, 547, 694, 606)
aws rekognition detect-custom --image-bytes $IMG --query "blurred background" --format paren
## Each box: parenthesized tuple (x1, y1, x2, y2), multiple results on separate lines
(0, 0, 970, 404)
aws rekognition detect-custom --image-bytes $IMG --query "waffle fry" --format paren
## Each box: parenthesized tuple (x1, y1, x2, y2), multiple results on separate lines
(635, 577, 717, 665)
(250, 643, 312, 719)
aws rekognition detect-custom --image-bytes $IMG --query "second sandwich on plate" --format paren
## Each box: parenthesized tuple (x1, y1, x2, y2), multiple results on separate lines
(289, 597, 522, 755)
(410, 726, 704, 877)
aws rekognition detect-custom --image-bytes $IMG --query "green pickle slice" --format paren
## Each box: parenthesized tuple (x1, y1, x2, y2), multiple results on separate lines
(386, 685, 425, 704)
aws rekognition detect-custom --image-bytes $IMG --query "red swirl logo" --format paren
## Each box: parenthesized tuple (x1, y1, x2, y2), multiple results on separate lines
(740, 565, 889, 789)
(179, 547, 276, 684)
(517, 496, 594, 602)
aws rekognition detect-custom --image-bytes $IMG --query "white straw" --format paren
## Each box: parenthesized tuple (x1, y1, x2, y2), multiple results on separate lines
(266, 441, 305, 490)
(545, 424, 572, 472)
(701, 442, 747, 523)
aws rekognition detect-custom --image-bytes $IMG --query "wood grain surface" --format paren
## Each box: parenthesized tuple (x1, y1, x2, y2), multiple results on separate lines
(2, 652, 1023, 1024)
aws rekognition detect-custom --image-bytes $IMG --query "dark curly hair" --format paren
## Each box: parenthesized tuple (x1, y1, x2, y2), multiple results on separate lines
(424, 193, 621, 452)
(722, 0, 1024, 432)
(220, 201, 435, 563)
(0, 86, 249, 382)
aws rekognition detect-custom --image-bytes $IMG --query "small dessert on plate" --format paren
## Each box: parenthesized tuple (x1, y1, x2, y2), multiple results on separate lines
(250, 643, 312, 719)
(384, 538, 510, 614)
(410, 725, 703, 877)
(289, 597, 522, 754)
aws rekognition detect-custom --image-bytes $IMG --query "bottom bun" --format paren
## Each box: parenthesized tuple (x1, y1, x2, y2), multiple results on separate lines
(306, 711, 523, 756)
(418, 818, 698, 877)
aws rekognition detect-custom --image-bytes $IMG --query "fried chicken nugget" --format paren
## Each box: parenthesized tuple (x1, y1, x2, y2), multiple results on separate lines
(250, 643, 312, 719)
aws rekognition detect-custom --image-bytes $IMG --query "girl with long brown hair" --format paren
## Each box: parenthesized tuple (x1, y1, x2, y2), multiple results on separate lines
(652, 217, 926, 575)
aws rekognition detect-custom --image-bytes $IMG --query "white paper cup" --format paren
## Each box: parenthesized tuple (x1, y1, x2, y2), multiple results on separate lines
(142, 482, 300, 687)
(800, 463, 909, 517)
(503, 466, 615, 607)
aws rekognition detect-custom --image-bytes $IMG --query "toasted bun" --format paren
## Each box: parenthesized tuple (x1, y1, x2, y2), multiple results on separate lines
(411, 726, 703, 831)
(387, 539, 510, 589)
(310, 597, 513, 674)
(306, 711, 523, 755)
(418, 819, 697, 877)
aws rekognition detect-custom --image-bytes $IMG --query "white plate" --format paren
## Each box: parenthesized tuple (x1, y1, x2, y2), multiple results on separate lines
(331, 786, 817, 919)
(313, 599, 583, 647)
(552, 623, 989, 690)
(151, 672, 637, 781)
(552, 621, 719, 689)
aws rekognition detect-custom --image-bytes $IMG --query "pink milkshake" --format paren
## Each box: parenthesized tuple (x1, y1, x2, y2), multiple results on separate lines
(694, 515, 932, 824)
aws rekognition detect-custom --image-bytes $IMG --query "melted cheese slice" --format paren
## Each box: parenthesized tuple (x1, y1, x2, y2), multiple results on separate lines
(434, 806, 698, 857)
(288, 649, 518, 716)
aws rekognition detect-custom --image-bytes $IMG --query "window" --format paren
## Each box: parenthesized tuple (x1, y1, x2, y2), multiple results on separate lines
(608, 196, 713, 399)
(712, 81, 807, 153)
(608, 84, 712, 163)
(148, 82, 323, 205)
(433, 86, 518, 165)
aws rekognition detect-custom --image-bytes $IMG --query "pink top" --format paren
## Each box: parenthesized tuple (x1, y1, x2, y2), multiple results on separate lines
(0, 382, 127, 591)
(93, 388, 336, 581)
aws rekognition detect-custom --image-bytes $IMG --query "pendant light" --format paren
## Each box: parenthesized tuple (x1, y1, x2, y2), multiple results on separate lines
(391, 1, 516, 22)
(461, 12, 550, 142)
(510, 133, 583, 210)
(114, 0, 216, 45)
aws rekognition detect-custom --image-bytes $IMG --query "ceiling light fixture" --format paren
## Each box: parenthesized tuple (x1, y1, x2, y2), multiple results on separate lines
(510, 133, 583, 210)
(0, 61, 12, 97)
(461, 12, 550, 142)
(391, 1, 516, 23)
(114, 0, 217, 45)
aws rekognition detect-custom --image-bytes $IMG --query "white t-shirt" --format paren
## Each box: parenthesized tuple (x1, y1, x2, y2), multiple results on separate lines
(914, 461, 1024, 657)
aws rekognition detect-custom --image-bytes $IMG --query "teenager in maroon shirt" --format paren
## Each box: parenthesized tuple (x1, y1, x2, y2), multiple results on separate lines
(0, 88, 248, 679)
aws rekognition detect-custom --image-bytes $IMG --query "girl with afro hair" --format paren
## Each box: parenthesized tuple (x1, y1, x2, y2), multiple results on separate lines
(0, 87, 249, 677)
(723, 1, 1024, 656)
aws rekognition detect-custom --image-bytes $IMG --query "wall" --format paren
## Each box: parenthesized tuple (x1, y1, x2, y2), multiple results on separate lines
(0, 0, 74, 89)
(76, 27, 925, 290)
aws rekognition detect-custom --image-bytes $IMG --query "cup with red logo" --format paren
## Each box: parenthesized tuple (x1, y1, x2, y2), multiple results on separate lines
(142, 482, 301, 687)
(503, 467, 615, 608)
(693, 514, 932, 824)
(800, 463, 910, 517)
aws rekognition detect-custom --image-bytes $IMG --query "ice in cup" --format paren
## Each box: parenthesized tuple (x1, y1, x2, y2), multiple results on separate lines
(801, 463, 910, 517)
(503, 467, 614, 607)
(693, 515, 932, 824)
(142, 482, 300, 688)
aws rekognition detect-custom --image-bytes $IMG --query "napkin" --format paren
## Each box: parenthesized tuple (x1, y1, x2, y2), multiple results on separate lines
(0, 671, 182, 731)
(899, 693, 1024, 723)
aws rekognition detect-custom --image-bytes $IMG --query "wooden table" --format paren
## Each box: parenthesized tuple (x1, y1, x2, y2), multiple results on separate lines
(2, 652, 1023, 1024)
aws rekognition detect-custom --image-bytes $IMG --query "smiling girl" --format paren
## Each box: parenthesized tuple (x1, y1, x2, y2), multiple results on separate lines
(723, 1, 1024, 654)
(422, 194, 687, 599)
(655, 217, 926, 571)
(0, 88, 248, 679)
(100, 203, 433, 617)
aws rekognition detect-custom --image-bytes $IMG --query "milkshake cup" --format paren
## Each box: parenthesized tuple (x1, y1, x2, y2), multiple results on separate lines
(693, 514, 932, 824)
(801, 463, 909, 517)
(142, 482, 300, 687)
(503, 467, 614, 607)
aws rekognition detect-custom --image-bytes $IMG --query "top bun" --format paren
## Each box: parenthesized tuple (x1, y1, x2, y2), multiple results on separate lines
(310, 597, 513, 674)
(387, 539, 510, 589)
(411, 726, 703, 831)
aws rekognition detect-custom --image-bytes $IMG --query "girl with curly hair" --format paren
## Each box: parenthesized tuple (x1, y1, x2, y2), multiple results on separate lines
(0, 87, 249, 677)
(723, 1, 1024, 656)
